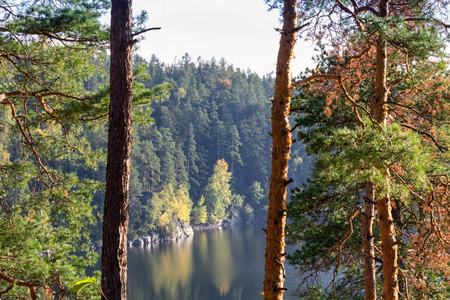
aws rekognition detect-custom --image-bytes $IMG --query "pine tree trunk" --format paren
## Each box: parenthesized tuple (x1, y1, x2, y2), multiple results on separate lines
(263, 1, 297, 299)
(377, 190, 399, 300)
(372, 1, 398, 299)
(101, 0, 133, 299)
(363, 182, 376, 300)
(371, 0, 389, 126)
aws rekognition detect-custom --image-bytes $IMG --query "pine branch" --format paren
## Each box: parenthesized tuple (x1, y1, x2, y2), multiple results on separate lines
(399, 123, 447, 152)
(293, 74, 368, 128)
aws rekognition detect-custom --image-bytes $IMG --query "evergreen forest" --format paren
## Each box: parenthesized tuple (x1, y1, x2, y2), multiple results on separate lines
(83, 54, 311, 240)
(1, 0, 450, 299)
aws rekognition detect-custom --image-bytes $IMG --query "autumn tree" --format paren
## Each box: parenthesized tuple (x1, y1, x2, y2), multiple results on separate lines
(149, 184, 193, 235)
(191, 195, 208, 224)
(287, 0, 450, 299)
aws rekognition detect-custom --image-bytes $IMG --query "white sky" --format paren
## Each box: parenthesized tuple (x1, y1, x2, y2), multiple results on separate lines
(131, 0, 316, 76)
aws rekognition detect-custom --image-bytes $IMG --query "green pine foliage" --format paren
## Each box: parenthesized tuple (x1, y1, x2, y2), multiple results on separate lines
(286, 0, 450, 297)
(0, 0, 111, 298)
(0, 5, 306, 291)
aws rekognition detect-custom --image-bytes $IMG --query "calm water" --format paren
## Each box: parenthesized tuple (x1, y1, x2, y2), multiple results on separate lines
(127, 224, 300, 300)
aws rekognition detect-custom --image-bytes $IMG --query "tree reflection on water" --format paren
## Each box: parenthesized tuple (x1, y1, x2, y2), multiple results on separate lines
(127, 225, 298, 300)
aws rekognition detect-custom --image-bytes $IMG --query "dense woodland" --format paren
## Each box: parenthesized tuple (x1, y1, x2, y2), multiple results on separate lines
(0, 50, 314, 233)
(0, 36, 309, 296)
(82, 54, 312, 240)
(1, 0, 450, 299)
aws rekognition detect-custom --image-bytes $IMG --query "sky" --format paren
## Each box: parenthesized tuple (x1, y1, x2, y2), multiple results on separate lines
(131, 0, 316, 76)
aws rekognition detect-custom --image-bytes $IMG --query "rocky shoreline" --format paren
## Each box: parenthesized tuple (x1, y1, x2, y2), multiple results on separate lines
(127, 215, 246, 247)
(90, 214, 259, 250)
(127, 221, 195, 247)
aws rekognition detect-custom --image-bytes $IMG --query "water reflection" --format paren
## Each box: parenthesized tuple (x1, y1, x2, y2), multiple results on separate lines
(127, 225, 299, 300)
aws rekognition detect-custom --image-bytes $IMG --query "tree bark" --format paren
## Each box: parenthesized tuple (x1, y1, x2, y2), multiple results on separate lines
(377, 190, 399, 300)
(371, 1, 398, 299)
(363, 182, 376, 300)
(101, 0, 133, 299)
(263, 1, 297, 299)
(371, 0, 389, 126)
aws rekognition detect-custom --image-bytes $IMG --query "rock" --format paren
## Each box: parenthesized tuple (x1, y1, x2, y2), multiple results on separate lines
(230, 214, 243, 225)
(126, 222, 195, 247)
(163, 234, 177, 242)
(178, 222, 194, 238)
(222, 220, 230, 228)
(151, 233, 160, 244)
(159, 222, 195, 241)
(142, 236, 152, 244)
(132, 238, 144, 246)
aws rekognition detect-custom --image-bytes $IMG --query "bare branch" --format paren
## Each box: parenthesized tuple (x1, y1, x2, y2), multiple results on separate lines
(335, 0, 366, 31)
(354, 5, 379, 16)
(398, 268, 410, 300)
(132, 27, 161, 37)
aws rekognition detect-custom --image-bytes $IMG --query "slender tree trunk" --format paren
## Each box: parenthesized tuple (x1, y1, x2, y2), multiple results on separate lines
(363, 182, 376, 300)
(263, 1, 297, 299)
(371, 1, 398, 299)
(101, 0, 133, 299)
(371, 0, 389, 126)
(377, 188, 398, 300)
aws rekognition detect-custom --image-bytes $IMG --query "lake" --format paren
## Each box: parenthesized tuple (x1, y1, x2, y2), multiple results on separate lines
(127, 224, 301, 300)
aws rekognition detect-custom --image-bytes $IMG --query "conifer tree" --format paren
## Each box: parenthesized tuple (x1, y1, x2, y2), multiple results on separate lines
(101, 0, 133, 298)
(287, 0, 450, 299)
(0, 0, 109, 298)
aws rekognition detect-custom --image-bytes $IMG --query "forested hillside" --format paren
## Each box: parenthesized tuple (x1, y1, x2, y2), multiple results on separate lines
(80, 54, 310, 240)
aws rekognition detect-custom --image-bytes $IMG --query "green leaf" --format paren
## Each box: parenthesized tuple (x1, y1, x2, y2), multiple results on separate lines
(73, 277, 96, 294)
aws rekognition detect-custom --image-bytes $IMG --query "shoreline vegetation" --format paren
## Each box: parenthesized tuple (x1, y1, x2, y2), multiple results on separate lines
(129, 219, 239, 247)
(89, 215, 262, 250)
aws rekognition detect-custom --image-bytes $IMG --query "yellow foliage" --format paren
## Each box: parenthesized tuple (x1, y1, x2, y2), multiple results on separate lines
(159, 212, 170, 227)
(218, 78, 232, 89)
(0, 143, 10, 164)
(155, 184, 194, 233)
(25, 209, 36, 222)
(33, 122, 62, 137)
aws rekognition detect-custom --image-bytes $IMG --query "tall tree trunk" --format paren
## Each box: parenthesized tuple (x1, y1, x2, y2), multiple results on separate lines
(371, 0, 389, 126)
(101, 0, 133, 298)
(363, 182, 376, 300)
(372, 1, 398, 299)
(377, 188, 398, 300)
(263, 0, 297, 299)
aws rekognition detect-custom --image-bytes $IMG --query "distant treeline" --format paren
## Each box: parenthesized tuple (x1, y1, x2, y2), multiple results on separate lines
(0, 53, 310, 240)
(81, 53, 311, 239)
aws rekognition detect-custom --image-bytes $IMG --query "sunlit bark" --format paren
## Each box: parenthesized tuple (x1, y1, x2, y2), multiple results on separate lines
(377, 188, 399, 300)
(372, 1, 398, 299)
(363, 182, 376, 300)
(263, 0, 297, 299)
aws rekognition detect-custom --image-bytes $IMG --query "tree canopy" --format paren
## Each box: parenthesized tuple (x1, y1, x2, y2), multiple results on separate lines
(0, 0, 110, 298)
(286, 0, 450, 299)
